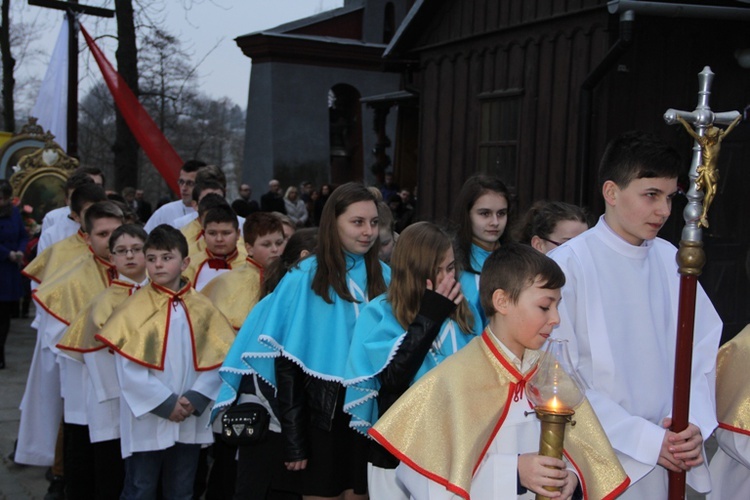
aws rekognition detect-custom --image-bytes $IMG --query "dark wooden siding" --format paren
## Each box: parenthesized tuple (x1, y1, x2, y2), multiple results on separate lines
(414, 8, 610, 220)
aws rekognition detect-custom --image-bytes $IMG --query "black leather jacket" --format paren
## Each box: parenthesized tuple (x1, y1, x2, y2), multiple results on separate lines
(275, 356, 342, 462)
(370, 289, 457, 468)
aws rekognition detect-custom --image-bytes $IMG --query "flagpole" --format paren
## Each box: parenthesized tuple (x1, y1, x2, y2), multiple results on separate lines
(66, 6, 77, 156)
(664, 66, 740, 499)
(28, 0, 114, 155)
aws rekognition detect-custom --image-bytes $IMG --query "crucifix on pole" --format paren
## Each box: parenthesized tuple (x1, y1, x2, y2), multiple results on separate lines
(663, 66, 741, 500)
(28, 0, 114, 158)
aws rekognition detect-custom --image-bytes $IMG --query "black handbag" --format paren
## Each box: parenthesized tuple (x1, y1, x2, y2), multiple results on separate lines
(220, 402, 270, 445)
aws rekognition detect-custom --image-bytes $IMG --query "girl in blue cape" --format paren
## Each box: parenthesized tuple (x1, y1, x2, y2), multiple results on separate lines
(452, 175, 510, 327)
(217, 184, 389, 500)
(344, 222, 481, 498)
(212, 228, 317, 500)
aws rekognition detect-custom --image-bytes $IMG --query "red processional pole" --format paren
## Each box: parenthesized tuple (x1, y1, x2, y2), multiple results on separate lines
(663, 66, 741, 500)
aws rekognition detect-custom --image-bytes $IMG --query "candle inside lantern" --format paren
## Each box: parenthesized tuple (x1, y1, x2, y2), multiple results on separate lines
(548, 395, 561, 412)
(526, 339, 586, 500)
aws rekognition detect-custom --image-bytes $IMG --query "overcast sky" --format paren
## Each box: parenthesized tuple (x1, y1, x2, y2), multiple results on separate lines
(12, 0, 345, 112)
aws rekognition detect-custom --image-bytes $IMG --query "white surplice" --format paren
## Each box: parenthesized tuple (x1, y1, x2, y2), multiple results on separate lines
(38, 208, 79, 254)
(144, 200, 195, 233)
(114, 301, 220, 458)
(78, 276, 149, 443)
(707, 429, 750, 500)
(549, 217, 721, 497)
(15, 308, 63, 466)
(193, 264, 229, 292)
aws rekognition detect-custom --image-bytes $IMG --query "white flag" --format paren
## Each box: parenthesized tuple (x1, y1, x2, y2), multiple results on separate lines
(31, 17, 69, 151)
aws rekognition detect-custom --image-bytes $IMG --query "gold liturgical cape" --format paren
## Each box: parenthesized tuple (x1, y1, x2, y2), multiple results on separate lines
(370, 330, 629, 500)
(181, 218, 205, 255)
(200, 258, 263, 330)
(716, 324, 750, 436)
(32, 253, 116, 326)
(95, 282, 235, 371)
(184, 247, 246, 286)
(23, 230, 89, 284)
(57, 280, 143, 361)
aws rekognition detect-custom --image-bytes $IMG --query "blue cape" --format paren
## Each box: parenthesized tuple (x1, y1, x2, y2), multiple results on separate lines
(343, 294, 482, 435)
(213, 254, 390, 421)
(459, 243, 491, 327)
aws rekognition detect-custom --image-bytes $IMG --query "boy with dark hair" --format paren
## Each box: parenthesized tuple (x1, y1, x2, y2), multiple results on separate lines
(56, 224, 149, 498)
(185, 206, 244, 290)
(39, 166, 105, 251)
(202, 211, 284, 329)
(19, 201, 124, 496)
(550, 131, 722, 497)
(95, 224, 235, 500)
(144, 160, 206, 232)
(183, 191, 247, 258)
(371, 244, 627, 499)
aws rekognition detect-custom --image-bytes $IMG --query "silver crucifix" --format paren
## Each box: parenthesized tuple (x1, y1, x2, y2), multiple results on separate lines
(664, 66, 741, 241)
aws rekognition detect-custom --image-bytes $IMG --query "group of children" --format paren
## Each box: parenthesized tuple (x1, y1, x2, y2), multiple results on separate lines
(12, 128, 750, 500)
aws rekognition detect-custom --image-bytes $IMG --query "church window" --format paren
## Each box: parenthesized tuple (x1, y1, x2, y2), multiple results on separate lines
(478, 90, 522, 189)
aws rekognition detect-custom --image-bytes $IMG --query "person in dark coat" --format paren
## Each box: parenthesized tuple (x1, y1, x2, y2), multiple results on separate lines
(260, 179, 287, 214)
(0, 180, 29, 369)
(231, 183, 260, 218)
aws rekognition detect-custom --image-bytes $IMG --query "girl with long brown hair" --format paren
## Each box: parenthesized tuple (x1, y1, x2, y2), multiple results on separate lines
(223, 183, 389, 500)
(344, 222, 481, 498)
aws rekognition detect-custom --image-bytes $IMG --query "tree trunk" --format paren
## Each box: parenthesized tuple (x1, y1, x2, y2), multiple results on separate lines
(112, 0, 139, 191)
(1, 0, 16, 133)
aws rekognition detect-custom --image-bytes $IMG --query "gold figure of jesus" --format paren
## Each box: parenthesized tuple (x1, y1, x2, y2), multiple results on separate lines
(676, 114, 742, 228)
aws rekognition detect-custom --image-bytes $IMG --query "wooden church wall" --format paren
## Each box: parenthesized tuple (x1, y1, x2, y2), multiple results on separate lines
(413, 5, 611, 220)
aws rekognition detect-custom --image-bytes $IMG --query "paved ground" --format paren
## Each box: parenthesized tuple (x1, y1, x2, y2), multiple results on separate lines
(0, 309, 714, 499)
(0, 312, 49, 500)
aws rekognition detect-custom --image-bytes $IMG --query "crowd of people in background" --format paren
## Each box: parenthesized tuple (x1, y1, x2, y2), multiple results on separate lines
(2, 128, 745, 500)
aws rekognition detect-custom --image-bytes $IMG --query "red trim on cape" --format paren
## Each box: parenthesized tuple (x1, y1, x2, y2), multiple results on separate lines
(32, 292, 70, 326)
(194, 249, 237, 287)
(368, 427, 471, 500)
(718, 422, 750, 437)
(22, 269, 41, 283)
(56, 343, 107, 354)
(481, 329, 524, 380)
(563, 448, 630, 500)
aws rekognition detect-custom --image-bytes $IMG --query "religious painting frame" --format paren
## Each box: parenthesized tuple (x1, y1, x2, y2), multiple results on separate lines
(8, 133, 78, 224)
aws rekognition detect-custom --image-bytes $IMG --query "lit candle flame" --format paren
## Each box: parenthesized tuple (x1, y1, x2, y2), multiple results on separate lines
(549, 396, 561, 411)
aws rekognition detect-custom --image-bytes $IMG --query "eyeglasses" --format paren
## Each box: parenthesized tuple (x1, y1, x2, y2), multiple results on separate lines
(111, 246, 144, 256)
(540, 237, 563, 247)
(178, 179, 195, 187)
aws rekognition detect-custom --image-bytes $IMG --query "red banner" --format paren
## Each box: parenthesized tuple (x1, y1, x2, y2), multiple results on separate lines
(81, 24, 181, 195)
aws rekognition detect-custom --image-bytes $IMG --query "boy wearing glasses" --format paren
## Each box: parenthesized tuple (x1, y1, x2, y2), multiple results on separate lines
(57, 224, 149, 498)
